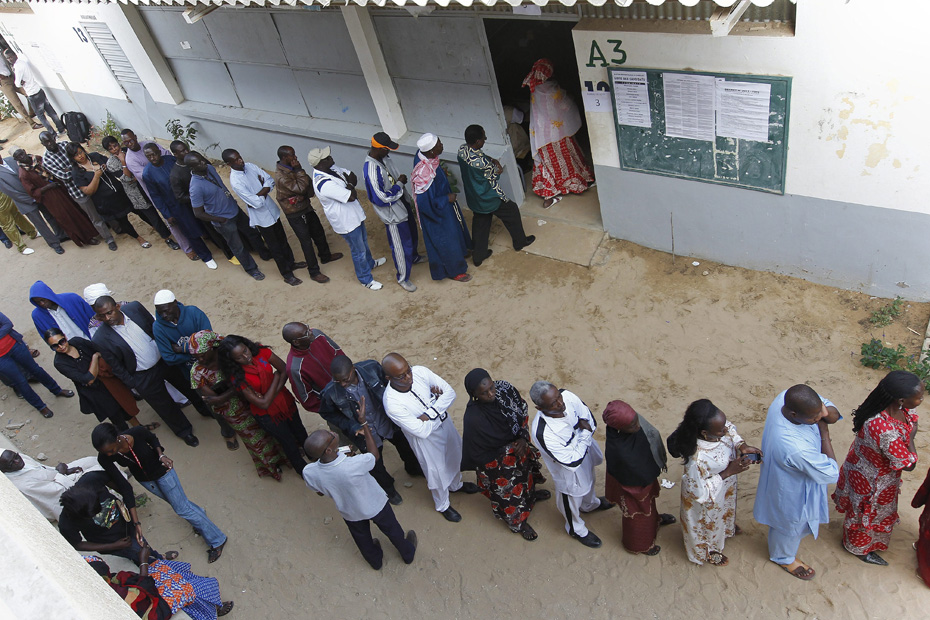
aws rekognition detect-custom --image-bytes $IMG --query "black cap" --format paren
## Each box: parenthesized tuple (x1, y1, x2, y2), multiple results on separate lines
(372, 132, 399, 150)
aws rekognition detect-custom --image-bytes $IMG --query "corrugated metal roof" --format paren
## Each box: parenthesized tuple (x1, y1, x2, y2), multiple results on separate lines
(1, 0, 795, 7)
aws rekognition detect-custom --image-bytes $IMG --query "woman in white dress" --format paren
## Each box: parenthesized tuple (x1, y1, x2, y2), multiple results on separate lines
(666, 399, 762, 566)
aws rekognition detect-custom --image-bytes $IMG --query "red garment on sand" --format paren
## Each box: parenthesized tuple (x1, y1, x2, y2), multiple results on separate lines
(606, 473, 661, 553)
(19, 166, 99, 246)
(531, 136, 594, 199)
(241, 347, 298, 422)
(833, 410, 918, 555)
(911, 466, 930, 587)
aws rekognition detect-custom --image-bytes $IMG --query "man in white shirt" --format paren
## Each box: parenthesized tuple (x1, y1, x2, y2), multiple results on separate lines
(3, 49, 64, 136)
(381, 352, 480, 522)
(0, 51, 37, 127)
(529, 381, 615, 548)
(224, 148, 303, 286)
(308, 146, 386, 290)
(302, 396, 417, 570)
(1, 450, 103, 521)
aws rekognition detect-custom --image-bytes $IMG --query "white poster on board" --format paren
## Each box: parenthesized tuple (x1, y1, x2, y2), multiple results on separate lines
(611, 71, 652, 128)
(715, 79, 771, 142)
(662, 72, 716, 142)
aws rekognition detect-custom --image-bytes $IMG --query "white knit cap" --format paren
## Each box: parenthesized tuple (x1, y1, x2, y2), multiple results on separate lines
(153, 289, 176, 305)
(416, 133, 438, 152)
(83, 283, 113, 305)
(306, 146, 331, 167)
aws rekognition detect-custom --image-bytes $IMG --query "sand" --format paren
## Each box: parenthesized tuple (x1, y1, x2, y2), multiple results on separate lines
(2, 117, 930, 619)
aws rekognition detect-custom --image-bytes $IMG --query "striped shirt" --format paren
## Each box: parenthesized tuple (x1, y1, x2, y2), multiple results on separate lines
(42, 144, 85, 202)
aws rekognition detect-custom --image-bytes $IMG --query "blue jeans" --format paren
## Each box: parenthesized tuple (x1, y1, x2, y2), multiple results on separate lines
(138, 469, 227, 549)
(340, 223, 375, 285)
(0, 340, 62, 410)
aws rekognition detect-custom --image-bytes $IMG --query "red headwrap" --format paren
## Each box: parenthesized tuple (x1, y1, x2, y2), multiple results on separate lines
(522, 58, 554, 93)
(603, 399, 638, 430)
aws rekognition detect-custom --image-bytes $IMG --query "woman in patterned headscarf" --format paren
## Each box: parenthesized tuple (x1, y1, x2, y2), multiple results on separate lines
(189, 330, 287, 481)
(460, 368, 549, 541)
(522, 58, 595, 208)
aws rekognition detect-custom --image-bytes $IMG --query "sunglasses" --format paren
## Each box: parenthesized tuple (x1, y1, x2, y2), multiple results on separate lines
(48, 338, 67, 349)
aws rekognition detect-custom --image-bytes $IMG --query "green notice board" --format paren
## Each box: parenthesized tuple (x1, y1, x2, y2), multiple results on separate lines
(607, 67, 791, 194)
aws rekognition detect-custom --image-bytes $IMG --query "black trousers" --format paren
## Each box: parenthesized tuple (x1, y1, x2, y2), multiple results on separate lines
(471, 199, 531, 264)
(203, 221, 234, 259)
(285, 209, 334, 275)
(255, 220, 297, 278)
(400, 196, 421, 258)
(344, 502, 415, 569)
(162, 364, 234, 438)
(132, 362, 193, 438)
(255, 412, 308, 474)
(235, 210, 270, 260)
(132, 207, 171, 239)
(111, 215, 140, 239)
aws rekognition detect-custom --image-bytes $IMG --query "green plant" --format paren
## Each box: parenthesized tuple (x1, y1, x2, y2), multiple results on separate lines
(165, 118, 198, 148)
(860, 338, 930, 389)
(99, 111, 120, 140)
(868, 296, 905, 327)
(440, 162, 459, 193)
(0, 93, 15, 120)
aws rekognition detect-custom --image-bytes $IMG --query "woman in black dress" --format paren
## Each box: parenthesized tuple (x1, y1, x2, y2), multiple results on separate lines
(66, 142, 151, 252)
(45, 327, 133, 430)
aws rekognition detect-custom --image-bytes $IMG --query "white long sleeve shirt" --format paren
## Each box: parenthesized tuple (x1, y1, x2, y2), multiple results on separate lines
(229, 162, 280, 228)
(382, 365, 462, 492)
(5, 456, 103, 521)
(531, 389, 603, 497)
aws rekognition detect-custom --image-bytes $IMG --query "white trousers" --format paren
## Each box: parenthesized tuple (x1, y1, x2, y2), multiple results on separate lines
(557, 486, 601, 537)
(429, 471, 463, 512)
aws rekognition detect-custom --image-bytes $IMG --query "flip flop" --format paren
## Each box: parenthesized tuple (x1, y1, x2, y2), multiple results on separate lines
(658, 513, 677, 526)
(139, 240, 152, 249)
(644, 545, 661, 556)
(225, 438, 239, 451)
(30, 348, 40, 358)
(707, 552, 729, 567)
(452, 273, 472, 282)
(143, 422, 161, 431)
(775, 559, 815, 580)
(164, 551, 179, 560)
(519, 522, 538, 541)
(217, 602, 234, 617)
(207, 540, 227, 563)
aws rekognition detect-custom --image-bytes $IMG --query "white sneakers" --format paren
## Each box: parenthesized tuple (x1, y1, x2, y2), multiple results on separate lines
(21, 248, 34, 255)
(373, 257, 387, 268)
(365, 280, 383, 290)
(205, 259, 218, 270)
(398, 280, 417, 292)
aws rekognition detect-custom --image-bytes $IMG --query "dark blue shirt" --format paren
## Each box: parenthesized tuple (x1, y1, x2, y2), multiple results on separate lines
(189, 164, 239, 220)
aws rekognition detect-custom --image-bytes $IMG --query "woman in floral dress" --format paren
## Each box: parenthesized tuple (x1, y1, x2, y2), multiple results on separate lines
(189, 330, 287, 481)
(833, 370, 922, 565)
(460, 368, 549, 541)
(667, 399, 761, 566)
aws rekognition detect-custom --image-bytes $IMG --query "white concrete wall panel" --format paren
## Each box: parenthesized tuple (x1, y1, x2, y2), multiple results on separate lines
(168, 58, 241, 107)
(138, 7, 219, 60)
(394, 79, 500, 136)
(227, 62, 308, 116)
(274, 11, 362, 73)
(204, 11, 288, 66)
(294, 70, 380, 126)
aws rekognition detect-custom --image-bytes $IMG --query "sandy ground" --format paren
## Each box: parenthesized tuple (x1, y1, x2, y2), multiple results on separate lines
(3, 117, 930, 619)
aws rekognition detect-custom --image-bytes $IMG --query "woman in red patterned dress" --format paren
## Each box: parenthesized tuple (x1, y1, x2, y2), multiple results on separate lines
(833, 370, 922, 565)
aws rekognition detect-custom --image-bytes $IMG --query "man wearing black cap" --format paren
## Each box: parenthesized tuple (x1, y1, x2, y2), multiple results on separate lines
(363, 132, 422, 293)
(273, 145, 342, 283)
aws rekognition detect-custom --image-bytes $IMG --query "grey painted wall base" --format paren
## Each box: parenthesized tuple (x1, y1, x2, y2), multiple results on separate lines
(595, 165, 930, 301)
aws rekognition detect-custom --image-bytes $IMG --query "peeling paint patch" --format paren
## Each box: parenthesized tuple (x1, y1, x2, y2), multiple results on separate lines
(839, 97, 855, 119)
(837, 126, 848, 140)
(836, 144, 846, 159)
(893, 159, 902, 168)
(865, 140, 890, 168)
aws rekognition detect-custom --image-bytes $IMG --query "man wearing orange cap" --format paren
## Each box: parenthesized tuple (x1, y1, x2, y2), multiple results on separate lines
(363, 132, 422, 293)
(602, 400, 676, 556)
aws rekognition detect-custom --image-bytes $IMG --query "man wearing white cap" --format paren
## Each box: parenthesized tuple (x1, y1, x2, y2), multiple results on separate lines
(411, 134, 472, 283)
(308, 147, 386, 290)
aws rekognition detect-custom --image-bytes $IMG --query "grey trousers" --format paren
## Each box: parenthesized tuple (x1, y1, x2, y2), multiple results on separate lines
(73, 194, 113, 242)
(22, 206, 63, 250)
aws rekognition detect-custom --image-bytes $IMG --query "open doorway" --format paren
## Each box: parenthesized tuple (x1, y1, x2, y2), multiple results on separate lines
(484, 18, 601, 229)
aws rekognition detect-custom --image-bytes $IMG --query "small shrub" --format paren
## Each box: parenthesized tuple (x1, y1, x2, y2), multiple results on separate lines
(868, 296, 905, 327)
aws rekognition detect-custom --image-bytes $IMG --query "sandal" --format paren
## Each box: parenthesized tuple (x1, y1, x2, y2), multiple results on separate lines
(734, 524, 743, 535)
(226, 437, 240, 451)
(186, 250, 199, 261)
(452, 273, 472, 282)
(644, 545, 661, 556)
(659, 513, 677, 526)
(217, 601, 234, 617)
(143, 422, 161, 431)
(164, 550, 179, 560)
(519, 522, 538, 541)
(776, 559, 815, 580)
(707, 552, 729, 567)
(30, 348, 40, 358)
(207, 540, 227, 563)
(542, 195, 563, 209)
(138, 238, 152, 249)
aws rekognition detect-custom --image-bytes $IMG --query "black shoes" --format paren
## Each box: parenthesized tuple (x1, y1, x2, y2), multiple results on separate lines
(516, 235, 536, 251)
(404, 530, 417, 564)
(581, 496, 616, 513)
(474, 249, 493, 267)
(56, 389, 75, 398)
(857, 552, 888, 566)
(183, 434, 200, 447)
(388, 490, 403, 506)
(320, 252, 344, 264)
(571, 531, 602, 548)
(441, 506, 462, 522)
(453, 482, 481, 494)
(165, 239, 180, 250)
